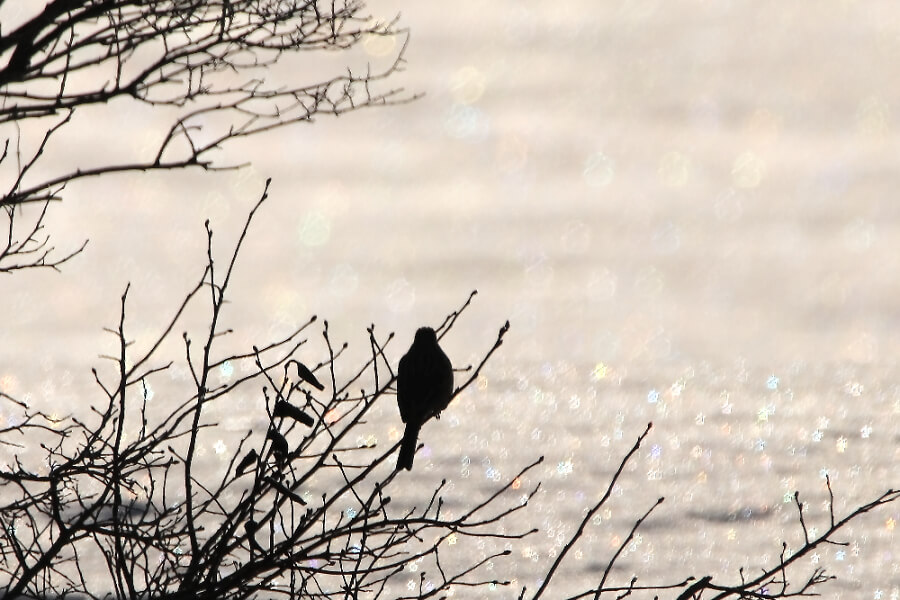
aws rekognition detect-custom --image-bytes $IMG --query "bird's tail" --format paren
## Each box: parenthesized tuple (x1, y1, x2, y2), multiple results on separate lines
(397, 422, 421, 471)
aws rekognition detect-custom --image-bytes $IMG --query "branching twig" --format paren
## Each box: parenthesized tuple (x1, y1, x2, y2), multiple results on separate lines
(0, 1, 418, 273)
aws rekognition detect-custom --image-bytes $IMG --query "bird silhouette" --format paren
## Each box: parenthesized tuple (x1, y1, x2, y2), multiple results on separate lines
(266, 429, 289, 464)
(273, 399, 315, 427)
(396, 327, 454, 471)
(288, 359, 325, 391)
(236, 448, 258, 475)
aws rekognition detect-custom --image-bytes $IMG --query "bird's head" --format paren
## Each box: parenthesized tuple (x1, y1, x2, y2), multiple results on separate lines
(414, 327, 438, 344)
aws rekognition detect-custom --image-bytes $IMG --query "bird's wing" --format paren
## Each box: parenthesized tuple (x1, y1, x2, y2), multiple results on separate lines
(397, 353, 411, 423)
(440, 350, 454, 396)
(427, 347, 454, 414)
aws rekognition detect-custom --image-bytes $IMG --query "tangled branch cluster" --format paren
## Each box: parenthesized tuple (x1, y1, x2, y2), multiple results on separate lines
(1, 181, 897, 600)
(0, 180, 523, 599)
(0, 0, 415, 273)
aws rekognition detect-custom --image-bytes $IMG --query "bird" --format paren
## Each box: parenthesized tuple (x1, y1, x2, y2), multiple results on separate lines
(273, 399, 315, 427)
(266, 428, 289, 464)
(236, 448, 259, 475)
(288, 359, 325, 391)
(396, 327, 454, 471)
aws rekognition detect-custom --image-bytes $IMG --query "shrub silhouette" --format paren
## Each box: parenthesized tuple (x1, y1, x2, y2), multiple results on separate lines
(1, 184, 897, 599)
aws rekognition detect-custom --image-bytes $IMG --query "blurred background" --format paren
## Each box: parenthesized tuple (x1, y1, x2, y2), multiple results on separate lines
(3, 0, 900, 596)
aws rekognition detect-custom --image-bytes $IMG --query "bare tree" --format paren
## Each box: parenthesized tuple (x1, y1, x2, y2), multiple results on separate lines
(0, 0, 414, 273)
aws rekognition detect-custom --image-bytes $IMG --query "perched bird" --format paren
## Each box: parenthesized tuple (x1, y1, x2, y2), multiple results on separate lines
(273, 399, 315, 427)
(288, 359, 325, 391)
(236, 448, 259, 475)
(396, 327, 454, 471)
(267, 428, 289, 464)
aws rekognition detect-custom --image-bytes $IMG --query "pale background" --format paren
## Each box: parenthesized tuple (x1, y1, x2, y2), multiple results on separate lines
(2, 1, 900, 597)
